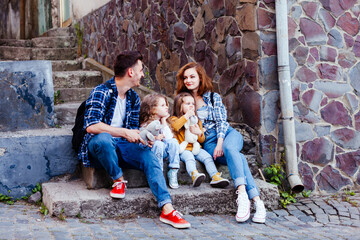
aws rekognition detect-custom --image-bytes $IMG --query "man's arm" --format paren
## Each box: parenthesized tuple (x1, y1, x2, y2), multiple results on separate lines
(87, 122, 143, 143)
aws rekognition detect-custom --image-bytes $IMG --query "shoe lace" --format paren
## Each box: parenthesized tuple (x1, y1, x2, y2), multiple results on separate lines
(112, 180, 128, 189)
(173, 210, 184, 219)
(235, 190, 246, 205)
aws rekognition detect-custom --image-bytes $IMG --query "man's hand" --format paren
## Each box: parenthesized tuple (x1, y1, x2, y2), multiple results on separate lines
(124, 129, 145, 145)
(155, 134, 165, 141)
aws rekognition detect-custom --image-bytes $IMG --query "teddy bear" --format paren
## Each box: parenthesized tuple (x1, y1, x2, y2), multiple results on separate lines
(179, 115, 200, 155)
(139, 120, 164, 145)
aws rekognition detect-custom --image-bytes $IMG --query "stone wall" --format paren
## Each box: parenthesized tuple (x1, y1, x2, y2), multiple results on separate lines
(258, 0, 360, 193)
(79, 0, 261, 132)
(79, 0, 360, 193)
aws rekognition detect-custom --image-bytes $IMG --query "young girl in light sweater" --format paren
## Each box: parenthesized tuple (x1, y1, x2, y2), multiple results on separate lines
(140, 93, 180, 189)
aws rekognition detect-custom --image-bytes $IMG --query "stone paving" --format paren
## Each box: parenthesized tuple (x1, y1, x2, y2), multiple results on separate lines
(0, 193, 359, 240)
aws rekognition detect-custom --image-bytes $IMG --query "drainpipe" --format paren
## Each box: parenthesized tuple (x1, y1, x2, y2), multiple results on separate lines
(275, 0, 304, 193)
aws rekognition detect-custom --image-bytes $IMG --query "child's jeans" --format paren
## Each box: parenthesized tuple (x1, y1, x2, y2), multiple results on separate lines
(180, 149, 218, 177)
(152, 138, 180, 171)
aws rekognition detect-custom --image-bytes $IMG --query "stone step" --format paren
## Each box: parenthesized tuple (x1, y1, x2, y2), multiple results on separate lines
(0, 37, 76, 48)
(0, 39, 31, 47)
(0, 46, 32, 60)
(0, 46, 77, 61)
(52, 60, 82, 72)
(32, 36, 76, 48)
(54, 102, 82, 126)
(42, 178, 279, 218)
(42, 27, 75, 37)
(31, 47, 77, 60)
(53, 71, 103, 88)
(54, 87, 93, 103)
(0, 128, 78, 198)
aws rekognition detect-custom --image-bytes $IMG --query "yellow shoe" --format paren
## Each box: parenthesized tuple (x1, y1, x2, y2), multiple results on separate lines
(210, 172, 229, 188)
(191, 170, 205, 187)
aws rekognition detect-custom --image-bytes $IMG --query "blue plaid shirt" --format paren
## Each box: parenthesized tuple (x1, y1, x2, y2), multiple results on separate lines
(78, 77, 140, 167)
(202, 91, 229, 139)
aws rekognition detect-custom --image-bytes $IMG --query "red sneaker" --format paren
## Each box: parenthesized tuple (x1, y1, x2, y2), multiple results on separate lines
(110, 180, 127, 199)
(159, 210, 191, 229)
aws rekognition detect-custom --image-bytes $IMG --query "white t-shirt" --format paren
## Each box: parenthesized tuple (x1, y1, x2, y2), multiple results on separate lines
(110, 96, 126, 128)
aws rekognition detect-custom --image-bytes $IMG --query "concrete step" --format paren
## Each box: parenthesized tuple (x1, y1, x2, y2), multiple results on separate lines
(54, 102, 82, 126)
(31, 47, 77, 60)
(0, 128, 78, 198)
(42, 27, 75, 37)
(53, 70, 103, 88)
(0, 46, 77, 60)
(0, 39, 32, 47)
(42, 178, 279, 218)
(32, 36, 76, 48)
(0, 46, 32, 60)
(0, 37, 76, 48)
(54, 87, 93, 103)
(52, 60, 82, 71)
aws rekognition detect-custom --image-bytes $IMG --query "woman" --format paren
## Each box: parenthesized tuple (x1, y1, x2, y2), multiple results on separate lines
(176, 62, 266, 223)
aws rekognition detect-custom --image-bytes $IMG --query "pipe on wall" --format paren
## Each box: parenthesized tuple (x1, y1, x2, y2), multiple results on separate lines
(275, 0, 304, 193)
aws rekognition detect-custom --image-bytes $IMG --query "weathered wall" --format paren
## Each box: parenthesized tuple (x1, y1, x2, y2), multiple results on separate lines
(0, 0, 20, 39)
(258, 0, 360, 193)
(79, 0, 360, 193)
(0, 61, 55, 131)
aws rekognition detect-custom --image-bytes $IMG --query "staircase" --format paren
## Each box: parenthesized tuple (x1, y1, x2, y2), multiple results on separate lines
(0, 27, 103, 126)
(0, 27, 280, 218)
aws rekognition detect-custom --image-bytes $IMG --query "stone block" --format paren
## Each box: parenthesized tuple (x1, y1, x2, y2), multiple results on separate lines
(42, 178, 279, 218)
(0, 128, 78, 198)
(0, 61, 54, 131)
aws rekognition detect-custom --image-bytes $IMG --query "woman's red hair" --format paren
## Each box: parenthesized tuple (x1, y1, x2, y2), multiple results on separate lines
(176, 62, 213, 96)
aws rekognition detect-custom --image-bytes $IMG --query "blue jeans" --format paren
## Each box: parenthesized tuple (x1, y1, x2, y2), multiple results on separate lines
(203, 127, 260, 199)
(180, 149, 218, 177)
(88, 133, 172, 208)
(152, 138, 180, 171)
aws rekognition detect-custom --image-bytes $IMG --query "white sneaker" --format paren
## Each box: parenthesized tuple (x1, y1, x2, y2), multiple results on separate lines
(252, 200, 266, 223)
(235, 190, 250, 222)
(167, 169, 179, 189)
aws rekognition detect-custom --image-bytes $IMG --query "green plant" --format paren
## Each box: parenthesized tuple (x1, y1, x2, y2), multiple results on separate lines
(75, 23, 84, 57)
(39, 203, 48, 215)
(264, 164, 285, 186)
(0, 190, 14, 205)
(300, 190, 311, 198)
(32, 183, 42, 194)
(344, 187, 356, 196)
(59, 208, 66, 221)
(280, 190, 297, 208)
(144, 70, 151, 89)
(54, 90, 63, 105)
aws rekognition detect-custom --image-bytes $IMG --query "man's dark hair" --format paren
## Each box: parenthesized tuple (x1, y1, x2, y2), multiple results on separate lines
(114, 51, 143, 77)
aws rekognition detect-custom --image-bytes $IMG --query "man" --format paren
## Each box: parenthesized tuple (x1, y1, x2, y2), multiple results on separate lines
(78, 51, 190, 229)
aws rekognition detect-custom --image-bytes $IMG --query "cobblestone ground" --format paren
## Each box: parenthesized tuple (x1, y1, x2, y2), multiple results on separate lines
(0, 194, 359, 240)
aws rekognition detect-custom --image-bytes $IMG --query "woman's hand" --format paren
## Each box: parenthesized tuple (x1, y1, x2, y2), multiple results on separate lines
(213, 138, 224, 160)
